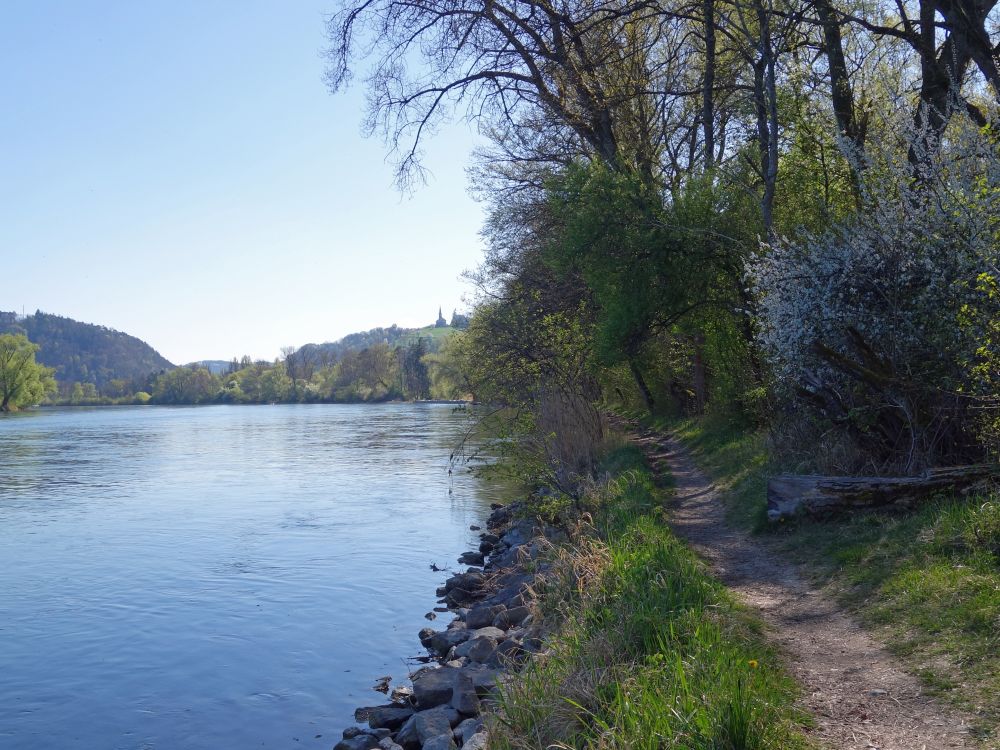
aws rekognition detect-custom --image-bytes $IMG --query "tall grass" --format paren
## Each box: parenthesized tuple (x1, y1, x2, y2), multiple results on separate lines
(488, 446, 812, 749)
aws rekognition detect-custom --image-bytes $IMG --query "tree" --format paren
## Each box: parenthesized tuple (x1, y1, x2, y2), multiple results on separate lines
(0, 333, 56, 411)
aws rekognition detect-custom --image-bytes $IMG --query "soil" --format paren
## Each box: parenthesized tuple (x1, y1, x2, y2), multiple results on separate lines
(634, 429, 982, 750)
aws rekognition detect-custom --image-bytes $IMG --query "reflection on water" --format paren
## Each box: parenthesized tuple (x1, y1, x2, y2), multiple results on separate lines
(0, 404, 503, 750)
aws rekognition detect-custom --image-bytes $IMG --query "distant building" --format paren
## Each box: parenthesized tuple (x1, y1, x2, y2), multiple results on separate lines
(435, 306, 448, 328)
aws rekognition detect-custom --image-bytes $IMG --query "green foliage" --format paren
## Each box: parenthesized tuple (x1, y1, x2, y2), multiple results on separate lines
(0, 333, 57, 411)
(151, 366, 220, 405)
(490, 447, 810, 749)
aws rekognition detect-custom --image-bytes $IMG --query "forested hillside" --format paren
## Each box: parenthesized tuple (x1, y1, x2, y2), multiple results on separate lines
(0, 311, 173, 394)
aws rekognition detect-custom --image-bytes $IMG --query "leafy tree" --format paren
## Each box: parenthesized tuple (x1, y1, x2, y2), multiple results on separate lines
(151, 366, 219, 405)
(0, 333, 56, 411)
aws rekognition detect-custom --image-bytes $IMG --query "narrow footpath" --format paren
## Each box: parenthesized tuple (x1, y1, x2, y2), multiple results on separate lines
(633, 429, 979, 750)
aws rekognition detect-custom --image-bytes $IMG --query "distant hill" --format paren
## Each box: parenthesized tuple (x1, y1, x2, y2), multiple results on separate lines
(0, 310, 174, 387)
(296, 320, 462, 364)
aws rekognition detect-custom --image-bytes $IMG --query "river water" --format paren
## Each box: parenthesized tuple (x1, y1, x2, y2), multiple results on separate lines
(0, 404, 500, 750)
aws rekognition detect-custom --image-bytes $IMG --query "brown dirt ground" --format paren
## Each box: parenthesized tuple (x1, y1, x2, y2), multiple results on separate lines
(633, 428, 983, 750)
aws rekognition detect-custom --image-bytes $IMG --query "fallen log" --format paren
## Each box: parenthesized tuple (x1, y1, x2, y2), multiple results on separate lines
(767, 465, 1000, 522)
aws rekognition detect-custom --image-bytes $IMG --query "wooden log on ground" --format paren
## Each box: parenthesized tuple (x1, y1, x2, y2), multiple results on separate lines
(767, 465, 1000, 522)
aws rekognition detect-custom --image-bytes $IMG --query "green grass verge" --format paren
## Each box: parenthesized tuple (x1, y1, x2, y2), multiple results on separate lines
(668, 415, 1000, 742)
(488, 445, 814, 749)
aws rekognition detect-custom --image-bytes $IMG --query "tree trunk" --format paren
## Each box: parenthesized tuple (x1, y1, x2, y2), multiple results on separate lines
(629, 358, 655, 412)
(767, 465, 1000, 521)
(692, 333, 707, 414)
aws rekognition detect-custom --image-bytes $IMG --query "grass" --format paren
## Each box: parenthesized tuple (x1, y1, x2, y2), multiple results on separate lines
(666, 414, 1000, 742)
(488, 445, 814, 749)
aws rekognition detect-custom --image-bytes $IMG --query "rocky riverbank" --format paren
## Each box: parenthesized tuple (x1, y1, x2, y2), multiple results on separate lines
(332, 500, 563, 750)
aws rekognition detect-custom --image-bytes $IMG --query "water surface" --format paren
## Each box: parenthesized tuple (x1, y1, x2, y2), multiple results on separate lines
(0, 404, 498, 749)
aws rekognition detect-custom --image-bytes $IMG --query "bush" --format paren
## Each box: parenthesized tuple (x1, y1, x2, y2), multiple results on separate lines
(752, 113, 1000, 473)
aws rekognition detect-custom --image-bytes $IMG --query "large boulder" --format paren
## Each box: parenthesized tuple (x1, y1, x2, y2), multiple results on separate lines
(365, 704, 414, 731)
(465, 604, 505, 630)
(488, 639, 526, 669)
(454, 718, 484, 745)
(494, 605, 530, 629)
(412, 667, 459, 709)
(458, 550, 485, 566)
(422, 735, 458, 750)
(451, 671, 481, 716)
(429, 628, 471, 656)
(396, 705, 461, 748)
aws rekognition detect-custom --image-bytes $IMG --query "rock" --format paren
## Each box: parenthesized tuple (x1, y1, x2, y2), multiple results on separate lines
(415, 705, 461, 742)
(480, 533, 500, 545)
(422, 735, 458, 750)
(472, 626, 506, 640)
(466, 604, 505, 630)
(451, 671, 481, 716)
(395, 706, 460, 750)
(430, 628, 471, 656)
(461, 665, 502, 696)
(419, 627, 437, 647)
(344, 727, 364, 738)
(366, 704, 415, 731)
(389, 685, 413, 703)
(454, 718, 484, 745)
(458, 551, 485, 566)
(463, 731, 489, 750)
(378, 739, 404, 750)
(333, 734, 380, 750)
(455, 635, 495, 661)
(444, 571, 485, 606)
(412, 667, 458, 709)
(478, 540, 495, 554)
(502, 519, 537, 547)
(494, 605, 530, 629)
(868, 689, 889, 697)
(488, 639, 525, 668)
(465, 637, 498, 663)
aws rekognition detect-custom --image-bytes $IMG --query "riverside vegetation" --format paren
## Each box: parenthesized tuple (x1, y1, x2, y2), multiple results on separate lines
(321, 0, 1000, 747)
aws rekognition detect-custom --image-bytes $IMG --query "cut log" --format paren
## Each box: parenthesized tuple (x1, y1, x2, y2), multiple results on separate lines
(767, 465, 1000, 521)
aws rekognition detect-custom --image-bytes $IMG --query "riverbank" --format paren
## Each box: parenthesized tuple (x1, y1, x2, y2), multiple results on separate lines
(332, 444, 813, 749)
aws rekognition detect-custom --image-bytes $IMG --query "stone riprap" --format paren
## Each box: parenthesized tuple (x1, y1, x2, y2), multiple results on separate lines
(333, 501, 561, 750)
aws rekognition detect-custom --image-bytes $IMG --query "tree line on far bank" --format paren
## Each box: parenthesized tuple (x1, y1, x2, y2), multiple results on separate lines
(0, 331, 471, 410)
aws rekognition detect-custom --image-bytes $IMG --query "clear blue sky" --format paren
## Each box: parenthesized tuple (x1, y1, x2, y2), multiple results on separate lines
(0, 2, 485, 365)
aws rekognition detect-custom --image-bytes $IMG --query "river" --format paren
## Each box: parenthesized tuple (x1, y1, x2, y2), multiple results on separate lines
(0, 403, 499, 749)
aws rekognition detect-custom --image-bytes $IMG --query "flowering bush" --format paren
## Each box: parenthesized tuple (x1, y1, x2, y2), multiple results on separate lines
(751, 115, 1000, 472)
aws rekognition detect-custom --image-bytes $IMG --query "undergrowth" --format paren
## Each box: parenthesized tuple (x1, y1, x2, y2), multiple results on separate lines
(668, 414, 1000, 742)
(487, 446, 813, 749)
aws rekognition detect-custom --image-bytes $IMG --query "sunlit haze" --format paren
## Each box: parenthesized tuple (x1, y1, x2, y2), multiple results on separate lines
(1, 2, 485, 365)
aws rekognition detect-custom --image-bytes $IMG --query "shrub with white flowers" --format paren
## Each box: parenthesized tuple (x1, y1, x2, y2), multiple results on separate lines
(750, 114, 1000, 472)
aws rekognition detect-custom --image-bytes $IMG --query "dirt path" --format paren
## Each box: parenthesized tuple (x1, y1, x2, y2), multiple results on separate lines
(633, 429, 980, 750)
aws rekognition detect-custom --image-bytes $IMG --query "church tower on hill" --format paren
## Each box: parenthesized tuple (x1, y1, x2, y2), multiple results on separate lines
(435, 306, 448, 328)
